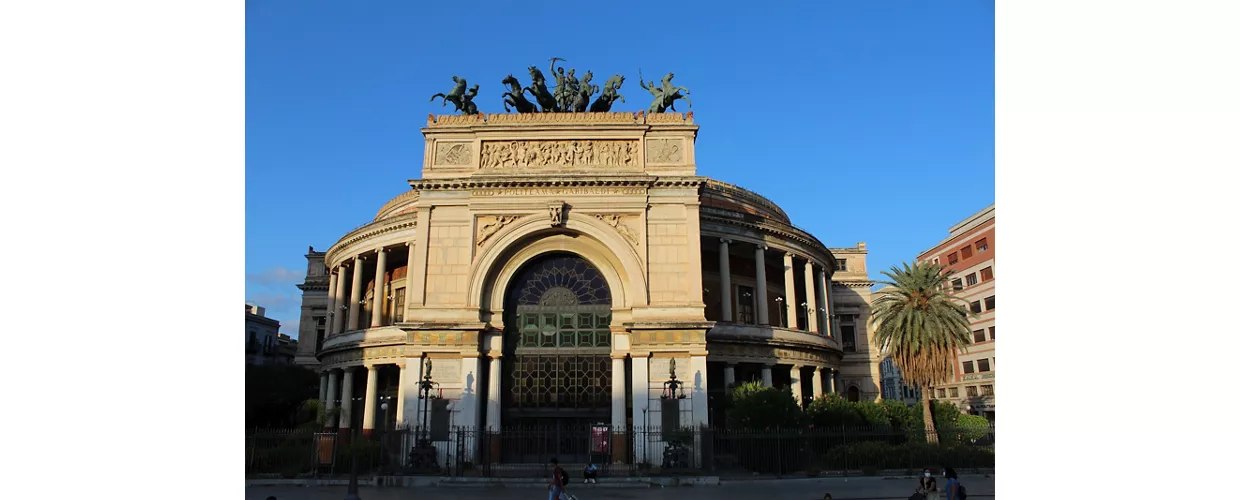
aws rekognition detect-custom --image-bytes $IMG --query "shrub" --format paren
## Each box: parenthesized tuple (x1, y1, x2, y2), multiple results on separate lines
(804, 393, 864, 427)
(727, 381, 804, 429)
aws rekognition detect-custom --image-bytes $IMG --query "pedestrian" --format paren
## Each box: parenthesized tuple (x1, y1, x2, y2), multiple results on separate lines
(915, 468, 939, 500)
(943, 467, 965, 500)
(583, 460, 599, 484)
(548, 457, 567, 500)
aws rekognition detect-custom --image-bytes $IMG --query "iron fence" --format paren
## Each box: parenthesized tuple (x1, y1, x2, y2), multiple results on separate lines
(245, 424, 995, 478)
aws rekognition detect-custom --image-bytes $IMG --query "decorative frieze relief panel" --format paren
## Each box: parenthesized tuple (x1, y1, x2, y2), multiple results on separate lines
(434, 142, 473, 166)
(479, 140, 639, 170)
(475, 215, 521, 248)
(594, 213, 640, 247)
(630, 330, 706, 346)
(409, 331, 471, 346)
(645, 138, 684, 164)
(471, 186, 647, 197)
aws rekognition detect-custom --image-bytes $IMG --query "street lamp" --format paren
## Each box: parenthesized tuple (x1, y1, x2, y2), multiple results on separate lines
(407, 358, 441, 473)
(775, 297, 786, 327)
(379, 401, 389, 474)
(661, 358, 686, 401)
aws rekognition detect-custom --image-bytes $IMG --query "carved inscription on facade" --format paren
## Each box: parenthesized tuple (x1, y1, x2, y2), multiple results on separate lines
(646, 138, 684, 164)
(430, 358, 462, 383)
(434, 142, 473, 166)
(475, 215, 520, 248)
(479, 140, 639, 170)
(594, 214, 640, 247)
(471, 187, 647, 197)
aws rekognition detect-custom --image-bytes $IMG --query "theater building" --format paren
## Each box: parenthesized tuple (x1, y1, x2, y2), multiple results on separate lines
(303, 112, 881, 463)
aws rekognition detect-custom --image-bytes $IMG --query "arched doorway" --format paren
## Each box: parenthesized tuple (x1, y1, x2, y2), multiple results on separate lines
(846, 385, 860, 402)
(500, 252, 613, 462)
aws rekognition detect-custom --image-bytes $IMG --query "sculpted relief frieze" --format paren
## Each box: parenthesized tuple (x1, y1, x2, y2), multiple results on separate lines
(434, 142, 473, 166)
(479, 140, 639, 170)
(594, 213, 640, 247)
(645, 138, 684, 164)
(476, 215, 521, 248)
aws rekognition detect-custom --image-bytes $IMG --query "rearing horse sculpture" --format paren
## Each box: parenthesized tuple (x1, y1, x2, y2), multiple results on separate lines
(638, 69, 691, 113)
(525, 66, 559, 112)
(501, 74, 537, 113)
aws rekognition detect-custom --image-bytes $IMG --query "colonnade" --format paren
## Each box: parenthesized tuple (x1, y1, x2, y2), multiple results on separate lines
(722, 361, 841, 404)
(325, 243, 415, 337)
(715, 238, 835, 334)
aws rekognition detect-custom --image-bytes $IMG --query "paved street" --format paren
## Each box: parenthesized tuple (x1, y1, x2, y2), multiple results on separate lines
(246, 475, 994, 500)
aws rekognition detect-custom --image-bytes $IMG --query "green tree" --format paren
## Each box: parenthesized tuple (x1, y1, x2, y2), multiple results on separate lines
(726, 381, 804, 429)
(869, 262, 973, 444)
(805, 393, 864, 427)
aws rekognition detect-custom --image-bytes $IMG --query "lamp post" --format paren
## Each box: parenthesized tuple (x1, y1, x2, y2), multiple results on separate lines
(408, 358, 440, 473)
(660, 359, 688, 469)
(775, 297, 786, 327)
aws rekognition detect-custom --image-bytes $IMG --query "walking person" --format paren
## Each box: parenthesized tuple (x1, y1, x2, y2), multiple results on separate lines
(944, 467, 965, 500)
(548, 458, 571, 500)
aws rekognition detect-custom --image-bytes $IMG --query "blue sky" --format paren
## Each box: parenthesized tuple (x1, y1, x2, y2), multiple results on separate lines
(245, 1, 994, 337)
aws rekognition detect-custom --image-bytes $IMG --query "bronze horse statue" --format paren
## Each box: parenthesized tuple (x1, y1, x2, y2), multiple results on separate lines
(571, 71, 597, 112)
(638, 69, 691, 113)
(525, 66, 559, 112)
(501, 74, 537, 113)
(430, 76, 470, 112)
(589, 74, 626, 112)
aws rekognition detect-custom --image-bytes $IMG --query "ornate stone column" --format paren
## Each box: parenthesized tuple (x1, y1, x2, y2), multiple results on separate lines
(347, 256, 365, 331)
(326, 268, 339, 336)
(362, 365, 379, 433)
(718, 238, 732, 322)
(783, 252, 798, 329)
(394, 363, 407, 429)
(488, 356, 503, 430)
(813, 367, 824, 398)
(817, 268, 830, 336)
(761, 363, 773, 387)
(803, 261, 818, 333)
(319, 371, 329, 402)
(631, 355, 650, 463)
(325, 370, 341, 428)
(789, 365, 803, 405)
(331, 268, 348, 335)
(754, 245, 769, 325)
(723, 363, 736, 387)
(404, 242, 416, 321)
(371, 248, 388, 328)
(611, 356, 626, 429)
(339, 367, 355, 431)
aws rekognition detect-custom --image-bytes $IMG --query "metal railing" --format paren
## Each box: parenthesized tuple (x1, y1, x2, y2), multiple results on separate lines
(245, 424, 995, 478)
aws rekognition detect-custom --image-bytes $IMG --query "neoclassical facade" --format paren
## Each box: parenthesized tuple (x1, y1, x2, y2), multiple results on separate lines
(304, 112, 880, 462)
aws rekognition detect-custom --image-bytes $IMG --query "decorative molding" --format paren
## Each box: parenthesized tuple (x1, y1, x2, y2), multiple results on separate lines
(424, 111, 692, 127)
(374, 190, 420, 221)
(325, 213, 419, 266)
(594, 213, 640, 247)
(548, 201, 566, 227)
(629, 330, 706, 346)
(475, 215, 521, 248)
(645, 138, 684, 164)
(410, 176, 705, 192)
(479, 140, 639, 170)
(433, 142, 473, 166)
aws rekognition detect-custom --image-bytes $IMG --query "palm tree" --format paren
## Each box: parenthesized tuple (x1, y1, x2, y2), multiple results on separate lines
(869, 262, 973, 444)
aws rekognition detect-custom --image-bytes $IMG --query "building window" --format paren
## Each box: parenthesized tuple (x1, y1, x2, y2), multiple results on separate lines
(984, 295, 995, 310)
(966, 386, 978, 398)
(952, 279, 964, 291)
(962, 361, 975, 374)
(961, 245, 973, 259)
(973, 329, 986, 342)
(836, 259, 848, 272)
(978, 359, 991, 372)
(247, 332, 258, 353)
(737, 285, 756, 325)
(982, 384, 994, 396)
(392, 287, 406, 323)
(841, 324, 857, 352)
(970, 301, 982, 314)
(933, 257, 939, 265)
(937, 388, 947, 398)
(989, 326, 995, 340)
(948, 252, 958, 265)
(980, 267, 993, 281)
(976, 238, 989, 252)
(965, 273, 978, 286)
(949, 387, 959, 398)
